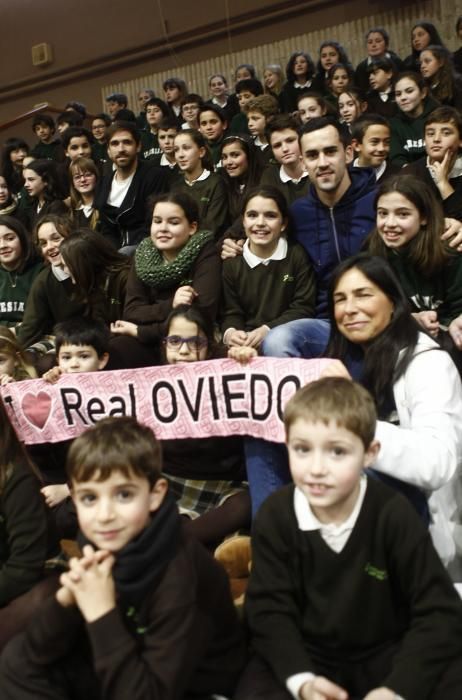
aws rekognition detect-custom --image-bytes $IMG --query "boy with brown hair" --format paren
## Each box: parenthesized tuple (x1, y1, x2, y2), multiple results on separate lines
(1, 417, 245, 699)
(30, 113, 65, 162)
(245, 94, 279, 164)
(240, 377, 462, 700)
(351, 114, 400, 182)
(406, 105, 462, 220)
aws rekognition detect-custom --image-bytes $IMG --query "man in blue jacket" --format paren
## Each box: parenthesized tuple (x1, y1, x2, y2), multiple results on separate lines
(263, 116, 377, 357)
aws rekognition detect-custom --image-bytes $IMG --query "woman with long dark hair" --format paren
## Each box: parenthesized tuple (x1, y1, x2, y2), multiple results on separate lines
(22, 159, 67, 232)
(220, 134, 263, 221)
(313, 40, 353, 94)
(325, 253, 462, 568)
(403, 20, 446, 72)
(16, 215, 83, 352)
(0, 215, 43, 330)
(0, 138, 30, 195)
(59, 229, 130, 324)
(420, 45, 462, 109)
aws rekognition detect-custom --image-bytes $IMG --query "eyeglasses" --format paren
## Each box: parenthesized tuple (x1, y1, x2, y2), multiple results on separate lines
(72, 172, 94, 182)
(163, 335, 208, 351)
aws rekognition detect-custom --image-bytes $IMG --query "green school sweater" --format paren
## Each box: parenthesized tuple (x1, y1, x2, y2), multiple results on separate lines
(221, 242, 316, 332)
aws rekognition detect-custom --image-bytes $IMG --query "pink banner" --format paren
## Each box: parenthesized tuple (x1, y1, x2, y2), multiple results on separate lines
(0, 358, 333, 445)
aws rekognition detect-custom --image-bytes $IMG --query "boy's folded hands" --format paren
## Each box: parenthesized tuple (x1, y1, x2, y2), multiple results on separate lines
(57, 544, 116, 622)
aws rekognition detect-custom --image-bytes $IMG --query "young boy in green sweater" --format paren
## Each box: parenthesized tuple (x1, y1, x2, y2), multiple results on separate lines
(240, 377, 462, 700)
(1, 417, 245, 699)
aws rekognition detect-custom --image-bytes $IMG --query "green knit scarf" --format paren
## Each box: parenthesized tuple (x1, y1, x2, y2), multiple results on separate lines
(135, 230, 213, 289)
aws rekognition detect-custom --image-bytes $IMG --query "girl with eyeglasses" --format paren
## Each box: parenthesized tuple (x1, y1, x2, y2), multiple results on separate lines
(160, 304, 250, 548)
(68, 157, 100, 230)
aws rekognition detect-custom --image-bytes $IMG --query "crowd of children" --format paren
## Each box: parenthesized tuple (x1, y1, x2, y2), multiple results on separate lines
(1, 14, 462, 700)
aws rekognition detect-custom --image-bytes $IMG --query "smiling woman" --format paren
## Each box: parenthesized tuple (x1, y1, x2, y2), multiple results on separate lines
(16, 215, 84, 352)
(325, 253, 462, 569)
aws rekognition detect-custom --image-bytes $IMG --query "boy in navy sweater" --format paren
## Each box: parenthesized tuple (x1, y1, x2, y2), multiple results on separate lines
(240, 377, 462, 700)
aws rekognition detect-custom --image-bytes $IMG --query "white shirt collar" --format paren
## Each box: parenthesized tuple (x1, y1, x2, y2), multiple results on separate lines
(379, 88, 391, 102)
(160, 153, 177, 169)
(242, 237, 288, 268)
(279, 164, 309, 184)
(367, 52, 391, 65)
(77, 203, 94, 217)
(450, 155, 462, 179)
(184, 169, 210, 185)
(294, 475, 367, 546)
(353, 157, 386, 181)
(294, 80, 312, 89)
(254, 136, 269, 151)
(51, 265, 71, 282)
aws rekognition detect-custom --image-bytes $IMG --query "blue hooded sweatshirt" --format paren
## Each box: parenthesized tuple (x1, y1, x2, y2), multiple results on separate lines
(290, 166, 377, 316)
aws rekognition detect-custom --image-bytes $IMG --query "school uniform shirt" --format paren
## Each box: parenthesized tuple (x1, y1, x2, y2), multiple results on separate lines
(229, 112, 250, 136)
(246, 479, 462, 699)
(279, 80, 314, 114)
(365, 89, 399, 118)
(207, 134, 227, 167)
(354, 51, 405, 93)
(25, 199, 68, 235)
(205, 94, 240, 122)
(352, 158, 400, 183)
(221, 238, 316, 341)
(92, 142, 109, 168)
(171, 169, 230, 239)
(16, 266, 85, 349)
(261, 164, 310, 207)
(405, 155, 462, 220)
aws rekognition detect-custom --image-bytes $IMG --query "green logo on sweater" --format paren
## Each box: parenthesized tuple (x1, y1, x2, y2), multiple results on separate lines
(364, 562, 388, 581)
(282, 274, 294, 283)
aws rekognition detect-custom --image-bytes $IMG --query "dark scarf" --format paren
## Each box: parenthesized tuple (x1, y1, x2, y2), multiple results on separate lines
(135, 230, 213, 289)
(78, 491, 181, 609)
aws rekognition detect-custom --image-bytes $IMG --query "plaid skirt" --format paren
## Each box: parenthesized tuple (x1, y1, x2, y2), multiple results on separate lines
(166, 473, 248, 520)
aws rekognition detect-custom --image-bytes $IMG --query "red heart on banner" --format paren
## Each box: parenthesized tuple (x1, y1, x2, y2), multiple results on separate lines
(21, 391, 52, 430)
